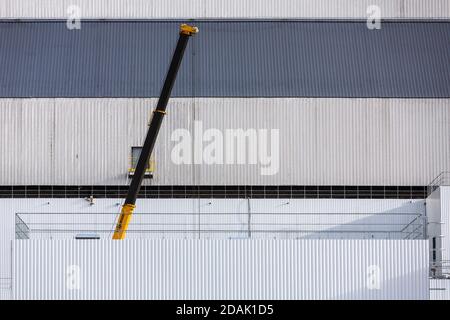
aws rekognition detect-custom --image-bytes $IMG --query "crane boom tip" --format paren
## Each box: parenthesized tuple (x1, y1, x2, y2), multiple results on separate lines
(180, 24, 199, 36)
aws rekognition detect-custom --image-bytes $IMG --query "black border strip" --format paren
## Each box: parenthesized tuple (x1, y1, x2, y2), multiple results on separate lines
(0, 185, 427, 199)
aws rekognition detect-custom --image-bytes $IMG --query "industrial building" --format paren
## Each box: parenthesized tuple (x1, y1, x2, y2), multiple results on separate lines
(1, 0, 450, 300)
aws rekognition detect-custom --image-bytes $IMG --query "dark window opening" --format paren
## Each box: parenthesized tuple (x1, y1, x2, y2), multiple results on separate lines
(129, 147, 154, 178)
(432, 237, 437, 262)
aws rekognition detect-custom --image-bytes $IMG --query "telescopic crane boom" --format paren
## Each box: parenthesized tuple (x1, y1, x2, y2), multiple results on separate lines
(112, 24, 198, 240)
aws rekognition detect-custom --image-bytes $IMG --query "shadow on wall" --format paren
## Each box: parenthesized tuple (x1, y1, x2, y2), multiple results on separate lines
(334, 268, 429, 300)
(253, 201, 426, 240)
(13, 199, 426, 240)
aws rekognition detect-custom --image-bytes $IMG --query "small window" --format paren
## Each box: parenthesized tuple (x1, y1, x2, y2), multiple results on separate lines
(432, 237, 437, 262)
(131, 147, 149, 170)
(129, 147, 154, 178)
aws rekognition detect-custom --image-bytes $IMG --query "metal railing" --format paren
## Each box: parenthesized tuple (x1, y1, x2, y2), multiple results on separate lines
(15, 215, 30, 239)
(430, 260, 450, 279)
(15, 212, 426, 240)
(0, 278, 11, 290)
(426, 171, 450, 278)
(427, 171, 450, 195)
(400, 215, 427, 239)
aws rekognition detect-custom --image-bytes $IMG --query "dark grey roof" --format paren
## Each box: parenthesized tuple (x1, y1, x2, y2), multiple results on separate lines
(0, 20, 449, 98)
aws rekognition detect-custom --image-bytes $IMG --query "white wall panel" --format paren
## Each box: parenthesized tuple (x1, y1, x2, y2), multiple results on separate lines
(0, 198, 430, 299)
(0, 100, 55, 184)
(426, 186, 450, 269)
(5, 198, 427, 240)
(0, 290, 11, 300)
(248, 199, 425, 239)
(430, 279, 450, 300)
(439, 187, 450, 262)
(0, 0, 449, 18)
(0, 197, 426, 300)
(13, 239, 429, 300)
(426, 188, 442, 270)
(1, 98, 449, 186)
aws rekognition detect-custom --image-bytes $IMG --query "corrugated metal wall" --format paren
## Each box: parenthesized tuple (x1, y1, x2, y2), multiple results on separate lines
(439, 187, 450, 262)
(1, 21, 450, 98)
(13, 239, 429, 300)
(0, 290, 11, 300)
(426, 186, 450, 270)
(430, 279, 450, 300)
(0, 0, 449, 18)
(11, 198, 425, 240)
(1, 98, 449, 185)
(426, 187, 442, 267)
(0, 197, 426, 299)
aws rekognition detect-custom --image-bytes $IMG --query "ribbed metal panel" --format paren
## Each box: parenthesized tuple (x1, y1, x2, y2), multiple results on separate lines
(430, 279, 450, 300)
(13, 239, 428, 300)
(0, 99, 55, 184)
(427, 187, 450, 268)
(0, 290, 12, 300)
(248, 199, 425, 239)
(439, 187, 450, 262)
(1, 21, 450, 98)
(0, 0, 449, 18)
(0, 197, 426, 298)
(196, 98, 450, 185)
(0, 199, 14, 282)
(1, 98, 449, 185)
(8, 198, 425, 240)
(0, 98, 192, 185)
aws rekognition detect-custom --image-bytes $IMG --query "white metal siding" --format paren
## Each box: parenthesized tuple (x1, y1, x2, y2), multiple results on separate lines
(426, 187, 450, 266)
(196, 98, 450, 185)
(0, 290, 11, 300)
(426, 188, 442, 267)
(0, 197, 426, 300)
(0, 199, 15, 282)
(1, 98, 449, 185)
(13, 239, 429, 300)
(0, 0, 449, 18)
(439, 187, 450, 262)
(430, 279, 450, 300)
(0, 100, 55, 184)
(14, 199, 425, 240)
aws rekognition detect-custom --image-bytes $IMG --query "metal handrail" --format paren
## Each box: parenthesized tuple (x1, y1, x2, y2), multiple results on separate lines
(427, 171, 450, 195)
(15, 212, 426, 240)
(15, 214, 30, 239)
(428, 171, 450, 186)
(400, 215, 422, 232)
(430, 260, 450, 279)
(404, 224, 423, 239)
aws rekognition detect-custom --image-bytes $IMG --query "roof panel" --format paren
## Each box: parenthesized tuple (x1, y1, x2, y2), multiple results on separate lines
(1, 0, 449, 19)
(0, 20, 449, 98)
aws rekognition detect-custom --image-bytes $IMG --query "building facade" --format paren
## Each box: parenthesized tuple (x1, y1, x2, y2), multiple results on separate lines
(0, 20, 449, 188)
(1, 1, 449, 300)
